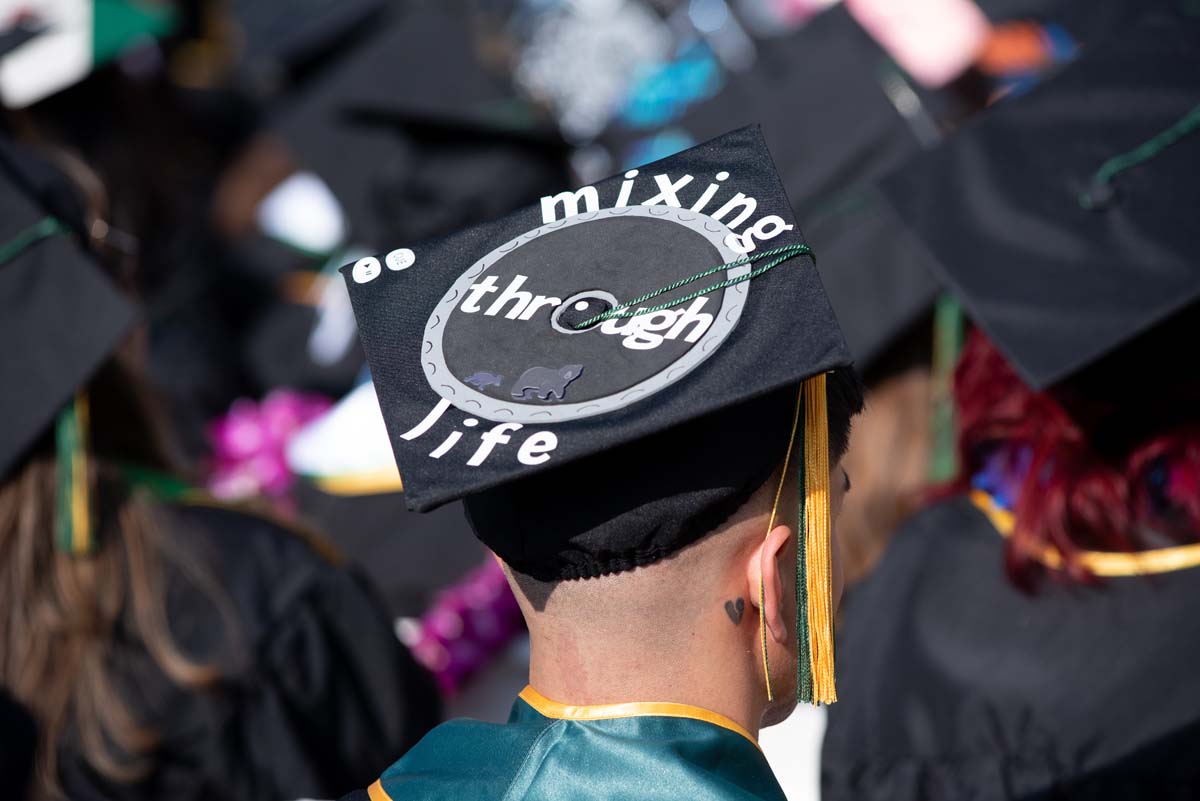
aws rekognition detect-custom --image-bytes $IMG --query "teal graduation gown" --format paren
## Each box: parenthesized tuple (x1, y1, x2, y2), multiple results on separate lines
(354, 686, 786, 801)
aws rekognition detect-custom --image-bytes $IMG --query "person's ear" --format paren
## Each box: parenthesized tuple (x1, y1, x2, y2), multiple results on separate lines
(747, 523, 792, 645)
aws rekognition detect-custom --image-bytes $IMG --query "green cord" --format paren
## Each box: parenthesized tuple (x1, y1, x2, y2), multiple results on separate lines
(1080, 102, 1200, 209)
(117, 462, 197, 502)
(572, 242, 814, 329)
(928, 294, 964, 482)
(0, 217, 68, 267)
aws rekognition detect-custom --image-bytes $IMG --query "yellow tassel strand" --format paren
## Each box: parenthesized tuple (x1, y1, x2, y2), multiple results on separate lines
(802, 374, 836, 704)
(71, 392, 92, 555)
(56, 391, 94, 556)
(759, 389, 804, 702)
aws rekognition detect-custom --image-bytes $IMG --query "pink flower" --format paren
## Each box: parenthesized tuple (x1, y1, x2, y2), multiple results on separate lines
(206, 389, 332, 506)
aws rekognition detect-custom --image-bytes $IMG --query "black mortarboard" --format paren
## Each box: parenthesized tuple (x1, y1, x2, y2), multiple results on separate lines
(272, 3, 565, 250)
(604, 4, 935, 217)
(603, 4, 945, 374)
(681, 5, 939, 218)
(345, 125, 850, 703)
(226, 0, 384, 92)
(878, 4, 1200, 390)
(0, 142, 135, 479)
(807, 187, 941, 374)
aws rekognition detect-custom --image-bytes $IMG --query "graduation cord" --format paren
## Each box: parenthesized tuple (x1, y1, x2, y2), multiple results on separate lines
(0, 216, 68, 267)
(1079, 102, 1200, 209)
(760, 389, 803, 703)
(572, 242, 813, 329)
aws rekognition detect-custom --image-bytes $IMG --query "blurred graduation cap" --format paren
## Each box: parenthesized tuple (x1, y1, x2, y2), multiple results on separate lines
(721, 5, 949, 373)
(271, 2, 569, 250)
(223, 0, 384, 93)
(603, 4, 950, 375)
(0, 0, 177, 108)
(0, 138, 136, 552)
(807, 186, 942, 375)
(608, 4, 950, 207)
(878, 3, 1200, 390)
(344, 125, 853, 703)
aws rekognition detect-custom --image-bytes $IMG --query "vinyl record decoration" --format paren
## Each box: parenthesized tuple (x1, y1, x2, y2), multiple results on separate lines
(424, 205, 746, 423)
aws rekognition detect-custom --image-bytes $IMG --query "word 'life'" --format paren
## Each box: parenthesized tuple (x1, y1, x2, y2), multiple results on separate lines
(401, 399, 558, 466)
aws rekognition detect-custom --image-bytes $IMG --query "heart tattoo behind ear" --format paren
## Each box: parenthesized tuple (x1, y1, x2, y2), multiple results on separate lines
(724, 597, 745, 625)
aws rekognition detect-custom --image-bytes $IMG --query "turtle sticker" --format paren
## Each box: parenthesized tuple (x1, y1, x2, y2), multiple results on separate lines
(465, 371, 504, 391)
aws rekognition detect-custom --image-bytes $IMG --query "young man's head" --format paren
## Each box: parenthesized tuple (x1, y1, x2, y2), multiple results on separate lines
(483, 367, 864, 728)
(343, 126, 866, 728)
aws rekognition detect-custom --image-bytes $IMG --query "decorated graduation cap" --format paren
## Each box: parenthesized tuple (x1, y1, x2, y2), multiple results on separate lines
(0, 139, 135, 553)
(878, 3, 1200, 390)
(345, 125, 852, 704)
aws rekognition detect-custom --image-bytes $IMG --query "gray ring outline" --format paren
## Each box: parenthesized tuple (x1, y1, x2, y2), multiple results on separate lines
(423, 205, 748, 423)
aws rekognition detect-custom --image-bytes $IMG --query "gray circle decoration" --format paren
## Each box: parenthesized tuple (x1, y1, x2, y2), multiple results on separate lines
(423, 205, 749, 423)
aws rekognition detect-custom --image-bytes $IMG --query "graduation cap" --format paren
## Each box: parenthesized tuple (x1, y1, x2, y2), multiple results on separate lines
(878, 3, 1200, 391)
(344, 125, 854, 705)
(0, 139, 136, 553)
(807, 186, 942, 374)
(0, 0, 177, 108)
(600, 5, 947, 378)
(224, 0, 384, 92)
(272, 2, 566, 250)
(607, 4, 936, 216)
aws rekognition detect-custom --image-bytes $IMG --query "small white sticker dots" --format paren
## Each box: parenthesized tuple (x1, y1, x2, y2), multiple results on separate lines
(386, 248, 416, 271)
(352, 256, 382, 283)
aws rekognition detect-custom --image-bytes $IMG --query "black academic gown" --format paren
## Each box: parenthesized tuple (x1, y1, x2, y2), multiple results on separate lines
(56, 502, 441, 801)
(822, 495, 1200, 801)
(0, 689, 36, 801)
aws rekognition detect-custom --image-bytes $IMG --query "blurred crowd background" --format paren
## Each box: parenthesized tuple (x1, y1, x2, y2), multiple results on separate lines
(1, 0, 1197, 799)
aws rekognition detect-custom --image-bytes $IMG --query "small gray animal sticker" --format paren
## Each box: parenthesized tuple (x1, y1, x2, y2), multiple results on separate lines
(465, 371, 504, 391)
(511, 365, 584, 402)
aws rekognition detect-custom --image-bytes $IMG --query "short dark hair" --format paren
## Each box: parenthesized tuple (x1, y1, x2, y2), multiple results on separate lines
(826, 366, 866, 463)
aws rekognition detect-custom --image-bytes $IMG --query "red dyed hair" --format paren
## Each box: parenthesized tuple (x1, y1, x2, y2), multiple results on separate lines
(952, 329, 1200, 587)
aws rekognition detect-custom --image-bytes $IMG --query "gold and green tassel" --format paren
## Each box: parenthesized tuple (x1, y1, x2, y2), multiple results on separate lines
(760, 374, 837, 705)
(801, 373, 835, 704)
(55, 391, 95, 556)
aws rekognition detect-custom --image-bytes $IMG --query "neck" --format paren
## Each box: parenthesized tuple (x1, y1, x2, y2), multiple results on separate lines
(525, 601, 767, 737)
